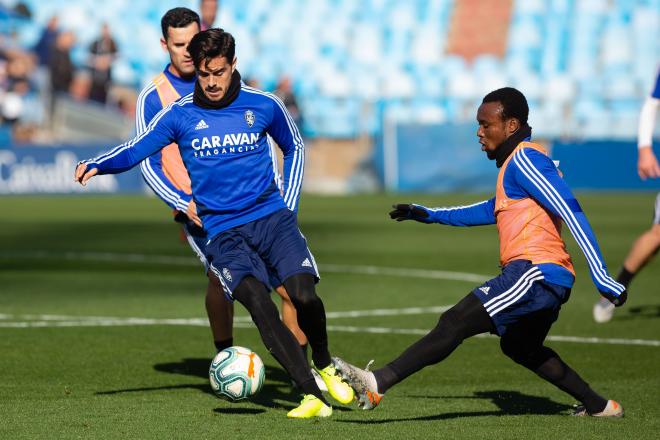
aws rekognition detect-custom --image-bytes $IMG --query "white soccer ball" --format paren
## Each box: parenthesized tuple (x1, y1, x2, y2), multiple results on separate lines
(209, 346, 265, 401)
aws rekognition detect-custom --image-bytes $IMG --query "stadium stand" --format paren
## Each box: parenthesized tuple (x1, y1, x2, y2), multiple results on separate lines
(2, 0, 658, 141)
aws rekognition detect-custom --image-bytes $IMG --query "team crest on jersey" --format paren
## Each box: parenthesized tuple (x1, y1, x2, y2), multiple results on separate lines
(222, 268, 233, 283)
(244, 110, 255, 127)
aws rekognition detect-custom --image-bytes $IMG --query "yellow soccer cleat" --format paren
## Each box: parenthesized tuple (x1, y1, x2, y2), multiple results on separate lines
(314, 362, 355, 405)
(287, 394, 333, 419)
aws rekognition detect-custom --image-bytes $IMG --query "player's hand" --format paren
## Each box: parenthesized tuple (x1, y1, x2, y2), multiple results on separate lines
(389, 204, 431, 223)
(186, 200, 203, 228)
(637, 146, 660, 180)
(600, 289, 627, 307)
(74, 162, 98, 186)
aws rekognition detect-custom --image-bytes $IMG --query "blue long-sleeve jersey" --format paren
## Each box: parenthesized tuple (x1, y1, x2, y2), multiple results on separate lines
(135, 66, 196, 212)
(84, 85, 305, 240)
(418, 146, 624, 298)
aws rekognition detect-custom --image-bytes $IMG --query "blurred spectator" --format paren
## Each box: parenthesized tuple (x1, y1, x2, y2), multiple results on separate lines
(111, 86, 137, 120)
(70, 70, 91, 102)
(13, 2, 31, 19)
(200, 0, 218, 30)
(244, 76, 260, 88)
(4, 47, 32, 84)
(33, 15, 58, 67)
(87, 22, 118, 103)
(1, 78, 29, 125)
(48, 30, 75, 117)
(1, 39, 35, 121)
(273, 76, 302, 128)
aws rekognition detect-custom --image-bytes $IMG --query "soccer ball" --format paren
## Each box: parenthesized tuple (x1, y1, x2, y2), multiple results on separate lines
(209, 346, 265, 401)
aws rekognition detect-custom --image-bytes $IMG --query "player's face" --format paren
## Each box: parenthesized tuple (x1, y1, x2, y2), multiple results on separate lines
(476, 101, 518, 159)
(161, 22, 200, 78)
(197, 56, 237, 101)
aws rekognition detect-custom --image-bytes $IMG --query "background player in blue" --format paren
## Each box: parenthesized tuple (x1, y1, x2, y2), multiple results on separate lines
(137, 8, 315, 365)
(593, 67, 660, 323)
(75, 28, 351, 418)
(334, 88, 625, 418)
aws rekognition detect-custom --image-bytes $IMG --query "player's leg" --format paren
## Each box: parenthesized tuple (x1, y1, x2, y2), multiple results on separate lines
(205, 272, 234, 351)
(282, 274, 352, 403)
(335, 261, 547, 409)
(594, 194, 660, 322)
(231, 276, 331, 417)
(620, 224, 660, 277)
(500, 307, 621, 417)
(334, 292, 494, 409)
(207, 226, 330, 417)
(182, 221, 234, 351)
(282, 274, 330, 368)
(260, 209, 353, 404)
(274, 285, 308, 349)
(274, 284, 328, 391)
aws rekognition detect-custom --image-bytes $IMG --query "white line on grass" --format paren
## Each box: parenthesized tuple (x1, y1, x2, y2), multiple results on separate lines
(2, 250, 491, 283)
(3, 251, 658, 347)
(1, 310, 659, 347)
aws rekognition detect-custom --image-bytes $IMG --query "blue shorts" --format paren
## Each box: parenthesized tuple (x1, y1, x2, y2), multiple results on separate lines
(471, 260, 571, 336)
(183, 220, 283, 288)
(205, 208, 319, 299)
(183, 221, 210, 271)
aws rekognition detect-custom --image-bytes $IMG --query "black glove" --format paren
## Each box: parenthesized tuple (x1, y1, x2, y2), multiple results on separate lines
(389, 204, 431, 222)
(600, 289, 627, 307)
(174, 210, 205, 237)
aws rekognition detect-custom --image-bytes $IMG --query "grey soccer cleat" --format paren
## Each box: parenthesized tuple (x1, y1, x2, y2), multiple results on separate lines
(332, 357, 382, 410)
(573, 400, 624, 417)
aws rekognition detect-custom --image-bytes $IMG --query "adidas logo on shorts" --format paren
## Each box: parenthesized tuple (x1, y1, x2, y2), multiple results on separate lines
(302, 258, 312, 268)
(479, 286, 491, 295)
(195, 119, 209, 130)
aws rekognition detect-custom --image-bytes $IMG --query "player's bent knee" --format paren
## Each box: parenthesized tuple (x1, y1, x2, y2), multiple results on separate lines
(500, 338, 528, 364)
(233, 277, 277, 319)
(500, 339, 554, 371)
(431, 309, 464, 343)
(283, 273, 319, 308)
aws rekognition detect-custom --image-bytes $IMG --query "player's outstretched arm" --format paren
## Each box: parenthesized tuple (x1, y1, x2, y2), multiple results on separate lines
(74, 162, 98, 186)
(390, 199, 496, 226)
(389, 204, 432, 222)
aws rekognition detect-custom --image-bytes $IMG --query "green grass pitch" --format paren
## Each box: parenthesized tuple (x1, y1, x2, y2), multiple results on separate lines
(1, 193, 659, 439)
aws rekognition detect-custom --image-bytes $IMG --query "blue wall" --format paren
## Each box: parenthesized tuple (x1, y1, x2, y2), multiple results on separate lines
(375, 123, 660, 192)
(552, 141, 660, 191)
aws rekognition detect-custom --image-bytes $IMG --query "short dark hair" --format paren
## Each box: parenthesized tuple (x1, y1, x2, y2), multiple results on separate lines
(161, 7, 200, 40)
(482, 87, 529, 125)
(188, 28, 236, 70)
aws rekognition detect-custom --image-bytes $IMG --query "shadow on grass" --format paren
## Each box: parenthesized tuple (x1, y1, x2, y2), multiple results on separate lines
(338, 390, 573, 424)
(213, 408, 266, 415)
(96, 358, 301, 409)
(620, 304, 660, 320)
